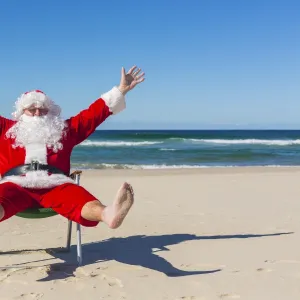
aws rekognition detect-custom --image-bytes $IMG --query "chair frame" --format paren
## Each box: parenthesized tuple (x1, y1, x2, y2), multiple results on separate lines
(15, 171, 83, 266)
(67, 172, 82, 265)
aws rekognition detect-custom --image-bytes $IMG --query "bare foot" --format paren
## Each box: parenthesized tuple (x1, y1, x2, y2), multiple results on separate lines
(101, 182, 134, 229)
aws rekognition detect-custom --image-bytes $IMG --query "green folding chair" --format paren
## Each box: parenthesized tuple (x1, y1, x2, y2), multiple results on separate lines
(15, 170, 83, 265)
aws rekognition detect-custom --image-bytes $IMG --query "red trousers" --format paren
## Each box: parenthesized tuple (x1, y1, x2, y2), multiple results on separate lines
(0, 182, 99, 227)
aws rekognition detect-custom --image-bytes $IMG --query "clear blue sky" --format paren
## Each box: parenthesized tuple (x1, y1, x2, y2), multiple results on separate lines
(0, 0, 299, 129)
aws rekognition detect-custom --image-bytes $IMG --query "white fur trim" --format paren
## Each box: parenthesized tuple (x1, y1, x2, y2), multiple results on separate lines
(101, 87, 126, 115)
(25, 143, 47, 164)
(0, 171, 74, 189)
(13, 91, 61, 120)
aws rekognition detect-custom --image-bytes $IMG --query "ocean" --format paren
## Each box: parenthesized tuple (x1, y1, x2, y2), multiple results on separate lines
(70, 130, 300, 169)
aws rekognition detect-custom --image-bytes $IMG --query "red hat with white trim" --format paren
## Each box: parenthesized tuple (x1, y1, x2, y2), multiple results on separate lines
(13, 90, 61, 119)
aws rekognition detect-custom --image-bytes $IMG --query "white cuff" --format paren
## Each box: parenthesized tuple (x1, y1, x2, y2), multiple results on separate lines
(101, 86, 126, 115)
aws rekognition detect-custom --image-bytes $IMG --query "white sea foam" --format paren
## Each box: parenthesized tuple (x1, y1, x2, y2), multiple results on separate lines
(72, 163, 208, 170)
(79, 140, 162, 147)
(159, 148, 177, 151)
(79, 138, 300, 147)
(71, 163, 299, 170)
(187, 139, 300, 146)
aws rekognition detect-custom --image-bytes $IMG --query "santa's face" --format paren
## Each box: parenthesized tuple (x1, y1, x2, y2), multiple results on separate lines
(6, 90, 66, 152)
(6, 108, 67, 153)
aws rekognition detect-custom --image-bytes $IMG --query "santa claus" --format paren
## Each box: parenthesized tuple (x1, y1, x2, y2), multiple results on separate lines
(0, 66, 145, 228)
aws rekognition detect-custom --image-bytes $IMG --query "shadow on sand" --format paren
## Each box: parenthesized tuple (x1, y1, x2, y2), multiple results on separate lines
(0, 231, 293, 281)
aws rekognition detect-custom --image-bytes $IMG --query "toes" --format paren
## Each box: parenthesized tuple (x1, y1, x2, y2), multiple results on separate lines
(122, 182, 130, 189)
(127, 184, 134, 196)
(122, 182, 134, 195)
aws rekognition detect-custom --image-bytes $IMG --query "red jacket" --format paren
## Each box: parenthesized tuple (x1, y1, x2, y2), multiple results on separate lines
(0, 87, 125, 188)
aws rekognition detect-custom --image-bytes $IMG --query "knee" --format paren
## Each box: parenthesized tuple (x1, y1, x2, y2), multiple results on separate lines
(0, 205, 4, 221)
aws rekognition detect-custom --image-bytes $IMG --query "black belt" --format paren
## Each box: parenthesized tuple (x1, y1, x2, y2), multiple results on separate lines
(3, 162, 68, 177)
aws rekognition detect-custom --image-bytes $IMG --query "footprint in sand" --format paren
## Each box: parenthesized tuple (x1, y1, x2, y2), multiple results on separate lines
(256, 268, 272, 272)
(0, 268, 29, 283)
(74, 268, 124, 288)
(266, 259, 300, 264)
(1, 266, 49, 284)
(177, 297, 208, 300)
(100, 274, 124, 288)
(15, 293, 44, 299)
(45, 265, 75, 279)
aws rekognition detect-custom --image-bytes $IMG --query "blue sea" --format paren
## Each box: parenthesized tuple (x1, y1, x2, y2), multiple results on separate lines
(70, 130, 300, 169)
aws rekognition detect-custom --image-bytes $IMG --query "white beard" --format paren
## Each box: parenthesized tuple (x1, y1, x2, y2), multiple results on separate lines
(5, 114, 67, 152)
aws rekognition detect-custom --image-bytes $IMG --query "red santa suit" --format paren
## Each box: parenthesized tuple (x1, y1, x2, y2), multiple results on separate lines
(0, 87, 125, 226)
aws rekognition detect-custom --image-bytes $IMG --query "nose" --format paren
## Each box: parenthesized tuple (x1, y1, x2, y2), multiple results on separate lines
(34, 109, 41, 116)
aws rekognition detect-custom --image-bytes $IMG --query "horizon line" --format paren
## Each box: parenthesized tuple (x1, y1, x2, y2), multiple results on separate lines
(96, 128, 300, 131)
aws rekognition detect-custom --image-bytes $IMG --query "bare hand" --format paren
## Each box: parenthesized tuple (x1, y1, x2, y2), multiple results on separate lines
(118, 66, 145, 95)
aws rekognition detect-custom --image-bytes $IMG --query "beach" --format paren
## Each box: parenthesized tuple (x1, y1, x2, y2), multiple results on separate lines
(0, 166, 300, 300)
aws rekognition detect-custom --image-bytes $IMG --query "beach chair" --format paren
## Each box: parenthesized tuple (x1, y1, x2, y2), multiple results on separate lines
(15, 170, 83, 266)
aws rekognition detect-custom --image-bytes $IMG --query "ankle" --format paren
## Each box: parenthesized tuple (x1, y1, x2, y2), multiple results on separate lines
(100, 207, 120, 229)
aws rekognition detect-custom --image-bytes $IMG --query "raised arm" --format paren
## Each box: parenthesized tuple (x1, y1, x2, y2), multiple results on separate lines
(67, 87, 125, 145)
(67, 66, 145, 145)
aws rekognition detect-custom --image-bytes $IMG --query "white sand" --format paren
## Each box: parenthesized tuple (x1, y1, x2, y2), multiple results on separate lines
(0, 167, 300, 300)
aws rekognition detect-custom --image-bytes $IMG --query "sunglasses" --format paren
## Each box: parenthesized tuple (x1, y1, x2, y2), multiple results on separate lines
(25, 107, 49, 115)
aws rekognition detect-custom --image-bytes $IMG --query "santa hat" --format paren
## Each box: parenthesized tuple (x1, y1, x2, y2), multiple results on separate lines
(12, 90, 61, 120)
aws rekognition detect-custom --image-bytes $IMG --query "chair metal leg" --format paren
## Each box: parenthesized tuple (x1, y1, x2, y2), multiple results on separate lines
(66, 219, 82, 265)
(75, 173, 83, 265)
(77, 223, 82, 265)
(66, 220, 72, 252)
